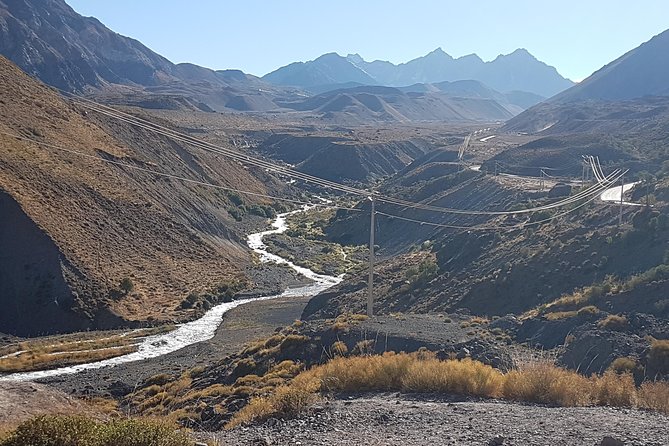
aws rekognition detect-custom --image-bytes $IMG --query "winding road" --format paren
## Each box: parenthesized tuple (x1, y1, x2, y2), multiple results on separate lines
(600, 181, 642, 206)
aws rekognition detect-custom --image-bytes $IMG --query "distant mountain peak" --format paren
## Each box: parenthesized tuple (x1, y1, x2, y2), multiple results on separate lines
(457, 53, 484, 62)
(266, 47, 572, 97)
(425, 47, 453, 59)
(495, 48, 537, 62)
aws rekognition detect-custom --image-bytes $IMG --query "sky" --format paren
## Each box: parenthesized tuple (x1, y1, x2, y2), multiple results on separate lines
(66, 1, 669, 81)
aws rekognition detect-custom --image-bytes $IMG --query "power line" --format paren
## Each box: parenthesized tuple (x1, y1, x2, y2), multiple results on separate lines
(63, 92, 626, 218)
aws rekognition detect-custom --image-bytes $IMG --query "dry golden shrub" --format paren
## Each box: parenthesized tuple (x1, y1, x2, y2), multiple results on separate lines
(402, 358, 502, 397)
(637, 381, 669, 413)
(502, 362, 591, 406)
(592, 371, 637, 407)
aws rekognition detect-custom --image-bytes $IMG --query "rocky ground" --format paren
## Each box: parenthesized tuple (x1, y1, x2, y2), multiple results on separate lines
(0, 381, 90, 430)
(211, 393, 669, 446)
(41, 270, 313, 398)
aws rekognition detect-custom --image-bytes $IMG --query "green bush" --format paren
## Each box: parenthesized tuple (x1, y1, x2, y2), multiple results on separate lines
(1, 416, 193, 446)
(405, 259, 439, 288)
(119, 277, 135, 295)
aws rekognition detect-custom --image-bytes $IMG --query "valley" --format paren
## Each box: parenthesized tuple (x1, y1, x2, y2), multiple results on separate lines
(0, 1, 668, 445)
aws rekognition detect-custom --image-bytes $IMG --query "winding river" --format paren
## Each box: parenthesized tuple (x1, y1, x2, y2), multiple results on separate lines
(0, 207, 341, 382)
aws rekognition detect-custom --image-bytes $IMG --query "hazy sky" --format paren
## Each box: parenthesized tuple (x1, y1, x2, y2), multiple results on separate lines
(67, 0, 668, 81)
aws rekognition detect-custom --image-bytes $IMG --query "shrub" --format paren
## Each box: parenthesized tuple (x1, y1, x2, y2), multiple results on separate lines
(97, 419, 192, 446)
(592, 372, 637, 407)
(404, 259, 439, 288)
(330, 341, 348, 356)
(502, 362, 591, 406)
(227, 372, 321, 428)
(227, 352, 669, 428)
(351, 340, 375, 356)
(1, 415, 99, 446)
(577, 305, 599, 317)
(638, 381, 669, 413)
(402, 358, 502, 397)
(119, 277, 134, 295)
(647, 339, 669, 377)
(0, 416, 192, 446)
(597, 315, 628, 331)
(609, 357, 638, 374)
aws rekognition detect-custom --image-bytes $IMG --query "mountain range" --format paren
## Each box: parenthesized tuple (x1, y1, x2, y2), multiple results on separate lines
(275, 81, 545, 124)
(0, 0, 570, 121)
(0, 0, 296, 111)
(263, 49, 574, 97)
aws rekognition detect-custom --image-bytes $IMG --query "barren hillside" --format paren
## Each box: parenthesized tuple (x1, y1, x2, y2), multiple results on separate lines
(0, 56, 283, 336)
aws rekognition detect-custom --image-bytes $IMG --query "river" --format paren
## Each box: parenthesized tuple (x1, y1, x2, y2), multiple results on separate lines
(0, 206, 341, 382)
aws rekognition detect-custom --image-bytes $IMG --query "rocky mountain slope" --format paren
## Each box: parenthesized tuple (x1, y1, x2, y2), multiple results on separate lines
(0, 0, 295, 111)
(264, 49, 574, 97)
(0, 55, 284, 336)
(550, 28, 669, 103)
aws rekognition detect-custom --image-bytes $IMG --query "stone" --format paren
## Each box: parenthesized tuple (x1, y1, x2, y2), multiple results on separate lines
(489, 436, 505, 446)
(600, 437, 625, 446)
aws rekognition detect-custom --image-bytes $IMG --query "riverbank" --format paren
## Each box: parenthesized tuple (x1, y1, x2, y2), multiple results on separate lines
(41, 290, 314, 398)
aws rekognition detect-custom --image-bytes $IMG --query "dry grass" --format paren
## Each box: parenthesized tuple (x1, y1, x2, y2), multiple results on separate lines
(502, 362, 592, 406)
(543, 310, 578, 321)
(0, 415, 194, 446)
(638, 381, 669, 413)
(0, 345, 137, 373)
(647, 339, 669, 377)
(0, 326, 175, 374)
(330, 341, 348, 357)
(597, 315, 629, 330)
(227, 352, 669, 427)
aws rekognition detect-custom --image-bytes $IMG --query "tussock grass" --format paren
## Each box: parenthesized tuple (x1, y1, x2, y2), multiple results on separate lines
(647, 339, 669, 376)
(597, 314, 629, 330)
(0, 415, 193, 446)
(228, 352, 669, 428)
(0, 326, 175, 374)
(0, 345, 137, 373)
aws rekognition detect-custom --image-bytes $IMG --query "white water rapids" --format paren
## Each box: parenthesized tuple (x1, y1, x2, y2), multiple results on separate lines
(0, 207, 341, 382)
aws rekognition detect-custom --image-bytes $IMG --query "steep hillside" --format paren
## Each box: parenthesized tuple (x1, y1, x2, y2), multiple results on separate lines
(500, 96, 669, 177)
(0, 0, 292, 111)
(306, 167, 668, 320)
(258, 133, 433, 182)
(0, 56, 282, 336)
(550, 28, 669, 103)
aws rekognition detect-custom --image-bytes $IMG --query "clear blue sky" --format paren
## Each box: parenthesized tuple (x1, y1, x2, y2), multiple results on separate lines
(67, 0, 668, 81)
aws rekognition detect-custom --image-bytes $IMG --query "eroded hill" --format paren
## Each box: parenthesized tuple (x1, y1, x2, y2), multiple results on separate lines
(0, 56, 285, 336)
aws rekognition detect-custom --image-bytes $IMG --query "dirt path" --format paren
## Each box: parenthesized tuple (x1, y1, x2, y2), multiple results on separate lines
(212, 393, 669, 446)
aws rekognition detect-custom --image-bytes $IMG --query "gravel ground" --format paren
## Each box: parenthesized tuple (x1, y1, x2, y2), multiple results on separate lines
(41, 289, 312, 397)
(212, 393, 669, 446)
(0, 381, 89, 428)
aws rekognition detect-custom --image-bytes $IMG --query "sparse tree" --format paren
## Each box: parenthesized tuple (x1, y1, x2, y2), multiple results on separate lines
(119, 277, 134, 295)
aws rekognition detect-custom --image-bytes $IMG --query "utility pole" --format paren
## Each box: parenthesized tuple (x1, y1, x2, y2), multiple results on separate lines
(539, 169, 545, 192)
(494, 161, 498, 176)
(618, 173, 624, 226)
(581, 162, 586, 188)
(367, 196, 375, 317)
